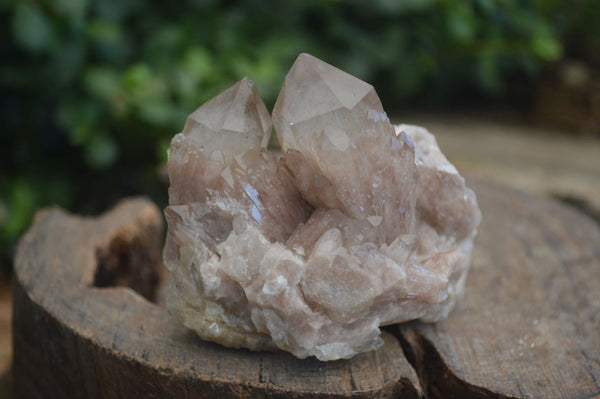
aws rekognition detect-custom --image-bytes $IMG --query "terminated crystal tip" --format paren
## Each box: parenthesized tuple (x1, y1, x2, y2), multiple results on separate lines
(163, 54, 481, 361)
(182, 77, 272, 159)
(272, 54, 378, 149)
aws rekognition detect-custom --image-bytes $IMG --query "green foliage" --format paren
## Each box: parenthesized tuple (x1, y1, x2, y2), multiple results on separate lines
(0, 0, 586, 271)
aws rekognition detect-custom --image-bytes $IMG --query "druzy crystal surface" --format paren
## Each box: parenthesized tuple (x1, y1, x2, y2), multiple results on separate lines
(164, 54, 481, 361)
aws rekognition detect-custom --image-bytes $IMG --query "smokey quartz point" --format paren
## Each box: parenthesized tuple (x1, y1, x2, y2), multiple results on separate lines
(164, 53, 481, 361)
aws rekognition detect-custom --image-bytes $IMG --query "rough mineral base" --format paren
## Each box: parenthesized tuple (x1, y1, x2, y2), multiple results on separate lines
(163, 53, 481, 361)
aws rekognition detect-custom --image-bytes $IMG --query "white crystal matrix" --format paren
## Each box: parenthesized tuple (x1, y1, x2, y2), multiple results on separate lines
(163, 54, 481, 361)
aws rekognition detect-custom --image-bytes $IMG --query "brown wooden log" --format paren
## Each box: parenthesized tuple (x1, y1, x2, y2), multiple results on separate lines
(12, 197, 421, 398)
(398, 180, 600, 399)
(13, 179, 600, 398)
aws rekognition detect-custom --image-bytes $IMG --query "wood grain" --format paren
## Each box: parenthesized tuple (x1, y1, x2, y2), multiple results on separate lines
(399, 179, 600, 398)
(12, 198, 421, 398)
(12, 180, 600, 398)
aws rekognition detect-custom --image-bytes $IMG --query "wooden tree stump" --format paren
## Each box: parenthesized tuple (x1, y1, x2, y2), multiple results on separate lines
(399, 180, 600, 398)
(12, 198, 420, 398)
(13, 180, 600, 398)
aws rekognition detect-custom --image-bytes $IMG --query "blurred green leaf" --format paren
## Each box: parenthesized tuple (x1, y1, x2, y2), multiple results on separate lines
(57, 100, 102, 145)
(87, 19, 122, 43)
(51, 0, 89, 21)
(92, 0, 142, 22)
(531, 35, 562, 61)
(84, 134, 119, 169)
(84, 67, 121, 101)
(12, 2, 52, 53)
(138, 102, 176, 127)
(123, 64, 152, 92)
(1, 179, 36, 239)
(478, 52, 501, 93)
(86, 19, 129, 62)
(182, 46, 215, 81)
(156, 137, 172, 164)
(446, 4, 476, 44)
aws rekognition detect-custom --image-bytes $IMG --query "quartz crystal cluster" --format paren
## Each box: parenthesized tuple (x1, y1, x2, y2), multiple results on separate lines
(163, 53, 481, 361)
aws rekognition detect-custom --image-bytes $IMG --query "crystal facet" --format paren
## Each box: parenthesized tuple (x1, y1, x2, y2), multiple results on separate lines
(273, 53, 418, 244)
(164, 54, 481, 361)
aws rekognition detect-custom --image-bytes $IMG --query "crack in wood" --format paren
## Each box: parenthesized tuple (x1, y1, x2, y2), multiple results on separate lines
(553, 194, 600, 225)
(580, 349, 600, 393)
(258, 357, 265, 384)
(398, 328, 517, 399)
(349, 371, 357, 392)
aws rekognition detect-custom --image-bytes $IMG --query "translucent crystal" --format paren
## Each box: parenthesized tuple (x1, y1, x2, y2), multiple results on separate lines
(168, 77, 272, 205)
(164, 54, 481, 361)
(273, 53, 418, 244)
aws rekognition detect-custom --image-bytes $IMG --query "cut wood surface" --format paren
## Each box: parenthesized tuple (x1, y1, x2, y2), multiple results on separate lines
(12, 198, 421, 399)
(12, 179, 600, 398)
(399, 179, 600, 398)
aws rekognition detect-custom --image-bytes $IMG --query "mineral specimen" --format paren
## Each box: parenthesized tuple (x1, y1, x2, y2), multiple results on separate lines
(163, 53, 481, 361)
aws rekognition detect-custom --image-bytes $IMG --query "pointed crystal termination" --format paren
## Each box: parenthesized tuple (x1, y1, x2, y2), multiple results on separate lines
(183, 77, 272, 156)
(272, 53, 418, 243)
(168, 77, 273, 205)
(164, 54, 481, 361)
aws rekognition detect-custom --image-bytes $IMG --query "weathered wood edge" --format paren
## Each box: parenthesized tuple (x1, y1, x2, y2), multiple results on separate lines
(396, 179, 600, 399)
(12, 197, 422, 398)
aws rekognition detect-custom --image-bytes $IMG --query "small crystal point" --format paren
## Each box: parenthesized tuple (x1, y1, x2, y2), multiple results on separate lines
(273, 53, 387, 151)
(167, 78, 274, 205)
(183, 77, 272, 158)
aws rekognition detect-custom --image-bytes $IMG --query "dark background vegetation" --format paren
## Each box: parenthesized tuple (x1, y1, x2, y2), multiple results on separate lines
(1, 0, 599, 275)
